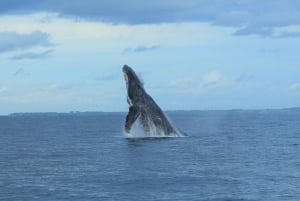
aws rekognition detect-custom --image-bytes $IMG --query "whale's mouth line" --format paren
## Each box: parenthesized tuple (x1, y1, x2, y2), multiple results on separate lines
(123, 71, 133, 107)
(123, 72, 128, 88)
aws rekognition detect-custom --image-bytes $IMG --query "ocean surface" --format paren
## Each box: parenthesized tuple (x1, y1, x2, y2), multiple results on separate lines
(0, 109, 300, 201)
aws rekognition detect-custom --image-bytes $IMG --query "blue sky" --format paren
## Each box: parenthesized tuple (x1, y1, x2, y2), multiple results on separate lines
(0, 0, 300, 114)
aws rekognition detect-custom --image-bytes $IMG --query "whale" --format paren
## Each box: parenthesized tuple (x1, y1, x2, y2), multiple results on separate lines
(122, 64, 186, 137)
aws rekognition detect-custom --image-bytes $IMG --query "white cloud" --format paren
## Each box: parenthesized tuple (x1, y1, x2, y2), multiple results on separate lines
(169, 77, 195, 91)
(202, 70, 231, 87)
(289, 82, 300, 90)
(165, 70, 233, 94)
(0, 86, 8, 93)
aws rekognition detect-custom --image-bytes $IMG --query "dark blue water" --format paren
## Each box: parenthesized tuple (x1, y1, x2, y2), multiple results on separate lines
(1, 110, 300, 201)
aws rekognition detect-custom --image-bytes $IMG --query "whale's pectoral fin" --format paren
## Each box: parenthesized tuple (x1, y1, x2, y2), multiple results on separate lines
(153, 112, 175, 134)
(125, 106, 140, 132)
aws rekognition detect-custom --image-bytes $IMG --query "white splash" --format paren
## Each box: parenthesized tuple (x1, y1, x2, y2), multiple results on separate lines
(123, 114, 186, 138)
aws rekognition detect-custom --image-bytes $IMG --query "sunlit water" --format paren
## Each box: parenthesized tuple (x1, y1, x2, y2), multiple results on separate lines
(1, 110, 300, 201)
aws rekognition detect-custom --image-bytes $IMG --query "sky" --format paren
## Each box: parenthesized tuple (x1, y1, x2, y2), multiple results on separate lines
(0, 0, 300, 114)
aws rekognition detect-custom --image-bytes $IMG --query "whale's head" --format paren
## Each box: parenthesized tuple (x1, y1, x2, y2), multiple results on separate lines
(123, 64, 145, 105)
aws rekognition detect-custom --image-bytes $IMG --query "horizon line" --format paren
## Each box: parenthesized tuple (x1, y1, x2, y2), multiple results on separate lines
(3, 107, 300, 116)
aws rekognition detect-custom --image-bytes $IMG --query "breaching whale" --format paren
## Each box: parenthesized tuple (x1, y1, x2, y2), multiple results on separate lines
(122, 64, 186, 137)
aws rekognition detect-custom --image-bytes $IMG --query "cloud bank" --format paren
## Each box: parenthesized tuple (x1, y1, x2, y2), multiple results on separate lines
(0, 1, 300, 37)
(0, 31, 53, 53)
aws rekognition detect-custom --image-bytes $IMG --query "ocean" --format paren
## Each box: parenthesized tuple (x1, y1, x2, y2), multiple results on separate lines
(0, 109, 300, 201)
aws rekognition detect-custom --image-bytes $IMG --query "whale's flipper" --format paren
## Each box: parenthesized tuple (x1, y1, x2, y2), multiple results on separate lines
(125, 106, 140, 132)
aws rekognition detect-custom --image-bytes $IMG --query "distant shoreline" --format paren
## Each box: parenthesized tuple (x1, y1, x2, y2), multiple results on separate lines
(3, 107, 300, 117)
(7, 111, 127, 117)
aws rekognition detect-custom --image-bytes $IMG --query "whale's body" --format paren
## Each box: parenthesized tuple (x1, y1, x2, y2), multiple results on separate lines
(122, 65, 186, 137)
